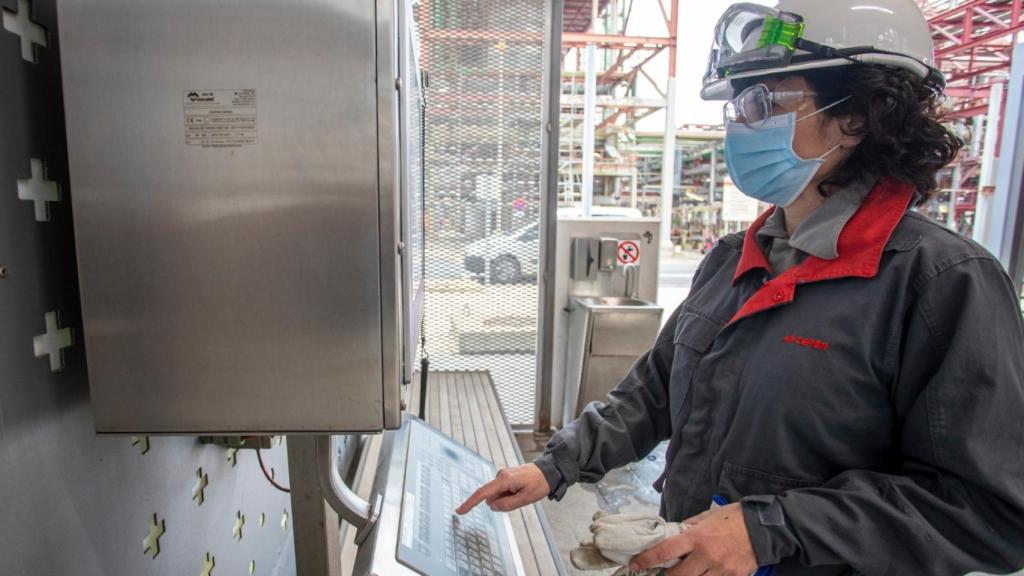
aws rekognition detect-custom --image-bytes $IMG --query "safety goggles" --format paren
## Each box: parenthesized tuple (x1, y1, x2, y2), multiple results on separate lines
(703, 3, 882, 88)
(723, 83, 817, 130)
(704, 4, 808, 87)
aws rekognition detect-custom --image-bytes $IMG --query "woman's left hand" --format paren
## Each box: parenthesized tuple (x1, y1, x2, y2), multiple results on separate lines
(628, 503, 758, 576)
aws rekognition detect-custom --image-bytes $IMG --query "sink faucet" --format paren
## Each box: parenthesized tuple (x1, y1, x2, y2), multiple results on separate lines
(621, 263, 639, 300)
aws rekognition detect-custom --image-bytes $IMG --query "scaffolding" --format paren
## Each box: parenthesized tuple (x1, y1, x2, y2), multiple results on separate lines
(559, 0, 679, 247)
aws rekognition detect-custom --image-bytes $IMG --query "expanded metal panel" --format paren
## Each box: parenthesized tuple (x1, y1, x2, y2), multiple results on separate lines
(406, 23, 426, 368)
(417, 0, 546, 425)
(410, 63, 424, 295)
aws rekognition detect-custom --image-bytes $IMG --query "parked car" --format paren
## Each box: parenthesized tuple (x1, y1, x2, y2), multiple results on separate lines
(463, 222, 538, 284)
(462, 207, 645, 284)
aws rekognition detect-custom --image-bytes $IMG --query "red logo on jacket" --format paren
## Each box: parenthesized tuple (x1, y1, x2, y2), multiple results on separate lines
(783, 334, 829, 351)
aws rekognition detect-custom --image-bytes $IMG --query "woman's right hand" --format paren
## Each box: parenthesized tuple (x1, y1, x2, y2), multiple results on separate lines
(456, 463, 550, 514)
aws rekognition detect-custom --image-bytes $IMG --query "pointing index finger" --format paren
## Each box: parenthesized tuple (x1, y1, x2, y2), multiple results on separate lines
(456, 479, 502, 515)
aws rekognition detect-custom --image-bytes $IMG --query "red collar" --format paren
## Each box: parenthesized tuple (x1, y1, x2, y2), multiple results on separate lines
(727, 178, 915, 325)
(733, 207, 777, 282)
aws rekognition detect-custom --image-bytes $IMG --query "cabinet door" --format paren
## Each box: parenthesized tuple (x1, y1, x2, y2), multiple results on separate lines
(60, 0, 385, 432)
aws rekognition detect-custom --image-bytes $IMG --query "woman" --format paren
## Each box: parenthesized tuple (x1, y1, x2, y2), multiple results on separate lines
(459, 1, 1024, 574)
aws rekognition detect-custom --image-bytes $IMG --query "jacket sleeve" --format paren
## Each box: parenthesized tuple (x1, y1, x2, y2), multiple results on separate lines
(533, 306, 678, 500)
(740, 256, 1024, 574)
(532, 245, 722, 499)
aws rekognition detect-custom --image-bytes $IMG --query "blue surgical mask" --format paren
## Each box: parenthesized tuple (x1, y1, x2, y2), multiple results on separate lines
(724, 103, 846, 207)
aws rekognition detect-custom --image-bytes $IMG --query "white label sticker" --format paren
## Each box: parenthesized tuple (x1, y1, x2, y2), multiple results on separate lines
(401, 492, 416, 548)
(183, 89, 257, 148)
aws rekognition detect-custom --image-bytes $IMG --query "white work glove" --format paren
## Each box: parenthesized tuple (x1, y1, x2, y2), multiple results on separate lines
(570, 511, 689, 576)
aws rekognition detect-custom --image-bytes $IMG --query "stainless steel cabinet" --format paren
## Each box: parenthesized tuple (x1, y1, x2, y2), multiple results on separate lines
(58, 0, 420, 433)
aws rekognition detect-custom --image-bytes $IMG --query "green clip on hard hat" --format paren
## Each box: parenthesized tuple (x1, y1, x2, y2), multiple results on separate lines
(701, 0, 944, 101)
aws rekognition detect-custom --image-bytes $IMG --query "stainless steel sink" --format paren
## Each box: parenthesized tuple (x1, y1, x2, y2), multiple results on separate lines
(574, 295, 660, 308)
(563, 295, 663, 422)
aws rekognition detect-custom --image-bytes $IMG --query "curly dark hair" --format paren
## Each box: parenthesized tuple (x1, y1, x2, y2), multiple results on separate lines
(799, 65, 963, 204)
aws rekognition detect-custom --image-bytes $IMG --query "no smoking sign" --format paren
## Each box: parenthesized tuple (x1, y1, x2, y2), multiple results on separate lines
(617, 240, 640, 265)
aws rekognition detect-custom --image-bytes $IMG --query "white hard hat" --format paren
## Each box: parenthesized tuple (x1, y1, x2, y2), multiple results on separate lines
(701, 0, 942, 100)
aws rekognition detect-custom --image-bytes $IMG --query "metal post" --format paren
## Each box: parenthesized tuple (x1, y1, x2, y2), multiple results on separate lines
(971, 114, 984, 157)
(989, 44, 1024, 287)
(630, 169, 638, 210)
(659, 81, 677, 251)
(609, 0, 619, 61)
(708, 145, 717, 205)
(534, 0, 563, 432)
(659, 0, 679, 252)
(974, 82, 1004, 243)
(949, 160, 963, 230)
(967, 114, 984, 231)
(288, 437, 343, 576)
(497, 45, 506, 232)
(568, 68, 577, 204)
(947, 189, 958, 230)
(582, 44, 597, 217)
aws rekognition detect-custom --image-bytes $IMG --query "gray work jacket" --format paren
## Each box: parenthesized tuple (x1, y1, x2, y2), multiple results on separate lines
(534, 179, 1024, 575)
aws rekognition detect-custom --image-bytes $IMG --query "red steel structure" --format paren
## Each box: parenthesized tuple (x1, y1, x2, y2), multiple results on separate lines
(561, 0, 678, 130)
(912, 1, 1024, 233)
(920, 0, 1024, 118)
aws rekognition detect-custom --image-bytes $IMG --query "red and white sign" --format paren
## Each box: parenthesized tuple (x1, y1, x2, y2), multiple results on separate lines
(617, 240, 640, 264)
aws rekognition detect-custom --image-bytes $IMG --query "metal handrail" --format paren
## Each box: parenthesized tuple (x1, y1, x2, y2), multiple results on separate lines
(314, 435, 382, 544)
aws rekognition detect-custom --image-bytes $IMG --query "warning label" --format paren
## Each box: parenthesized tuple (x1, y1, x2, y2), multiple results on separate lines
(183, 89, 257, 148)
(617, 240, 640, 264)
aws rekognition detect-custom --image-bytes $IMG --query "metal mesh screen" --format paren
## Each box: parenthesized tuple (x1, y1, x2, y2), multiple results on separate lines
(409, 41, 424, 292)
(417, 0, 546, 425)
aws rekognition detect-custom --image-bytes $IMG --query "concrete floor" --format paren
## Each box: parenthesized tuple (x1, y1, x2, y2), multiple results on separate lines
(519, 436, 668, 575)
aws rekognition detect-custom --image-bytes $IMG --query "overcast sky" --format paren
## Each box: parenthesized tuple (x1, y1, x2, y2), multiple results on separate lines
(626, 0, 774, 129)
(673, 0, 774, 126)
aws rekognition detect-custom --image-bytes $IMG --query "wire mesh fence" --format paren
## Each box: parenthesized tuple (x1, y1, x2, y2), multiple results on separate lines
(416, 0, 546, 426)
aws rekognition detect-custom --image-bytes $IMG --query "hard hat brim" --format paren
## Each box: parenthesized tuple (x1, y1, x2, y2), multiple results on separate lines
(700, 53, 935, 101)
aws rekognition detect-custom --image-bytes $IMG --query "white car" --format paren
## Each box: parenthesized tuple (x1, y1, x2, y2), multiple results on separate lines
(462, 207, 645, 284)
(463, 222, 539, 284)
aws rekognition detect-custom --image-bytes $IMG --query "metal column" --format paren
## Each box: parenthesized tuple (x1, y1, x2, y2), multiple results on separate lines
(659, 0, 679, 252)
(974, 82, 1004, 242)
(581, 43, 597, 217)
(708, 145, 717, 204)
(288, 437, 342, 576)
(986, 43, 1024, 289)
(535, 0, 563, 432)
